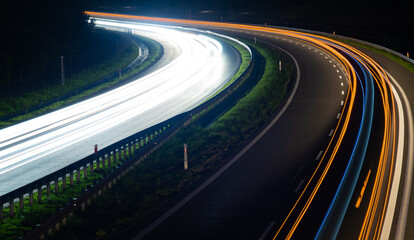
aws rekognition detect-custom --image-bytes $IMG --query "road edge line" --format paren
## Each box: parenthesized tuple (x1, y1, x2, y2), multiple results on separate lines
(132, 44, 301, 240)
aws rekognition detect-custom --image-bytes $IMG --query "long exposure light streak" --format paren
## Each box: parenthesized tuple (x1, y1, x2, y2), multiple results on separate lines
(0, 20, 238, 181)
(85, 11, 407, 239)
(84, 12, 411, 240)
(0, 11, 405, 239)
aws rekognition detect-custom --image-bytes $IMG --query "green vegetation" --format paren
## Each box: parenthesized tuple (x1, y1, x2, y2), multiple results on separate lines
(0, 124, 171, 240)
(334, 38, 414, 74)
(49, 39, 294, 239)
(0, 36, 294, 240)
(0, 35, 162, 129)
(0, 169, 106, 240)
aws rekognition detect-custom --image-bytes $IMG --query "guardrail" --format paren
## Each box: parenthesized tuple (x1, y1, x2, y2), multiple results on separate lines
(0, 34, 254, 240)
(263, 24, 414, 65)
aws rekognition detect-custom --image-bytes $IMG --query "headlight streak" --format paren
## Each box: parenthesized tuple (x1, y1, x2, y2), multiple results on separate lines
(356, 53, 396, 240)
(75, 13, 409, 239)
(386, 71, 414, 240)
(0, 20, 233, 176)
(315, 49, 374, 239)
(282, 44, 362, 240)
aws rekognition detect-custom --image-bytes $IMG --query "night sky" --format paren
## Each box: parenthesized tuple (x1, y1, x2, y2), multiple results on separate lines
(83, 0, 413, 54)
(1, 0, 412, 65)
(85, 0, 411, 28)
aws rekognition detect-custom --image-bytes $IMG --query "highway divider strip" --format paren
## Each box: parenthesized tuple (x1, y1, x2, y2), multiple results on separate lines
(0, 32, 253, 240)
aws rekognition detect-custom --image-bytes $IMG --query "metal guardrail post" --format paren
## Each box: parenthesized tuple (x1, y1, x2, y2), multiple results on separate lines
(46, 182, 51, 198)
(55, 179, 59, 194)
(77, 168, 81, 183)
(38, 187, 42, 203)
(70, 171, 74, 185)
(20, 195, 24, 211)
(90, 160, 94, 174)
(29, 190, 33, 206)
(9, 200, 14, 218)
(84, 165, 88, 179)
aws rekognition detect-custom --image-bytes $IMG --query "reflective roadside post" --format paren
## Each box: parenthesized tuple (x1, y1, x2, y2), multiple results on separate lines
(94, 144, 98, 171)
(184, 144, 188, 170)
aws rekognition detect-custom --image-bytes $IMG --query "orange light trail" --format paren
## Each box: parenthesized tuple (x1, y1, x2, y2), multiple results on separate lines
(85, 11, 398, 239)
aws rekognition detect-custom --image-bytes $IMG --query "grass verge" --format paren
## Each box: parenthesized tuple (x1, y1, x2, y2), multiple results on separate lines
(335, 38, 414, 74)
(48, 39, 294, 239)
(0, 34, 161, 129)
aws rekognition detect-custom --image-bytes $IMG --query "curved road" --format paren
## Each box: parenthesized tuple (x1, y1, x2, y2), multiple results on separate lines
(0, 21, 243, 196)
(86, 13, 414, 240)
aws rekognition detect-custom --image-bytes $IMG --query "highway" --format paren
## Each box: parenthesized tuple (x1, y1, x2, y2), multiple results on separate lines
(0, 20, 245, 196)
(85, 13, 414, 240)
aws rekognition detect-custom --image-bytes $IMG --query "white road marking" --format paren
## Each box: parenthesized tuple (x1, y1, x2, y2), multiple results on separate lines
(328, 129, 334, 137)
(132, 41, 302, 240)
(259, 221, 276, 240)
(316, 150, 324, 160)
(294, 180, 305, 193)
(337, 113, 341, 119)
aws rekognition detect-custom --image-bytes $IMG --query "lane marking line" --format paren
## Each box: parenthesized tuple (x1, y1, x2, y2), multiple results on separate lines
(132, 41, 302, 240)
(259, 221, 276, 240)
(328, 129, 334, 137)
(316, 150, 324, 160)
(337, 113, 341, 119)
(355, 169, 372, 208)
(294, 180, 306, 193)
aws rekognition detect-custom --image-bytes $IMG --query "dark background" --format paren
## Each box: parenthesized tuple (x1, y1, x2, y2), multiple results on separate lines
(84, 0, 413, 55)
(0, 0, 412, 88)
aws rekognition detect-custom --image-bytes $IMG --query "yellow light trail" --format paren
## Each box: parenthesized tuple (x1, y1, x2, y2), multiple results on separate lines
(354, 52, 396, 240)
(85, 11, 398, 239)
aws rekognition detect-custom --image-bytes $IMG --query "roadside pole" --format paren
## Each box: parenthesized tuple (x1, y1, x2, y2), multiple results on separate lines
(184, 144, 188, 170)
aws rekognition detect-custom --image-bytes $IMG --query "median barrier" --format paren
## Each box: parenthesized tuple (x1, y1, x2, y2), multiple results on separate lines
(0, 34, 255, 239)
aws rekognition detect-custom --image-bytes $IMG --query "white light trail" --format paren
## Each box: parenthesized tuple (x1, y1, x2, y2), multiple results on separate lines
(0, 20, 231, 178)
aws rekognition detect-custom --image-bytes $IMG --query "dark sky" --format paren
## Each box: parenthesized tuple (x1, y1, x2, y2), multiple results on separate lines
(86, 0, 411, 28)
(83, 0, 412, 53)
